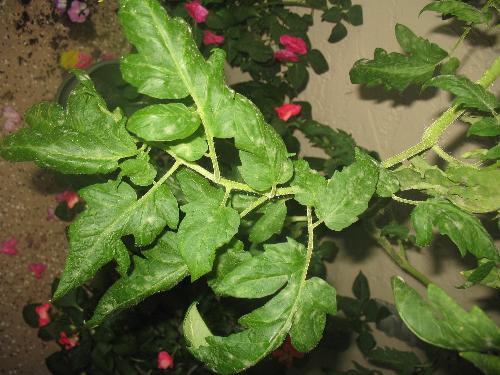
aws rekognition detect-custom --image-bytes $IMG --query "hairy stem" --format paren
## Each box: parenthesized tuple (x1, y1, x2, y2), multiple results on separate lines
(432, 145, 480, 169)
(240, 195, 269, 218)
(382, 55, 500, 168)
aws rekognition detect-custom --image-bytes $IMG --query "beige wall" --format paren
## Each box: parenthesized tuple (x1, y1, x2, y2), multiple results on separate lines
(228, 1, 499, 372)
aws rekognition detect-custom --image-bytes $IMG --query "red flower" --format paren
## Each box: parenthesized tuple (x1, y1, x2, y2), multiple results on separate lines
(35, 303, 51, 327)
(74, 52, 93, 69)
(56, 190, 80, 209)
(157, 351, 174, 369)
(28, 263, 47, 279)
(185, 0, 208, 23)
(274, 49, 299, 63)
(1, 237, 17, 256)
(275, 103, 302, 121)
(272, 336, 304, 368)
(58, 331, 79, 350)
(203, 30, 224, 45)
(280, 35, 308, 55)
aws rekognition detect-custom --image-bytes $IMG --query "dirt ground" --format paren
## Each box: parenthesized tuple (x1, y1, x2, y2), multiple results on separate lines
(0, 1, 127, 373)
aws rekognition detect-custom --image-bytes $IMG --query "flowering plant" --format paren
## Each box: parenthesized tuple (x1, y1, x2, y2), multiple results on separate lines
(6, 0, 500, 374)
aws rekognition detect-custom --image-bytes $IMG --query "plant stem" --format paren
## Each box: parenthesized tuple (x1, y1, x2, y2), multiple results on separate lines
(432, 144, 480, 169)
(306, 206, 315, 268)
(391, 195, 422, 206)
(240, 195, 269, 218)
(382, 55, 500, 168)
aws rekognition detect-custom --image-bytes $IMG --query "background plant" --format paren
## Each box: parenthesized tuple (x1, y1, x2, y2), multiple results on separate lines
(3, 0, 500, 374)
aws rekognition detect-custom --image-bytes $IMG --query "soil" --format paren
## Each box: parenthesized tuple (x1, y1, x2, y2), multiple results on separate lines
(0, 1, 128, 373)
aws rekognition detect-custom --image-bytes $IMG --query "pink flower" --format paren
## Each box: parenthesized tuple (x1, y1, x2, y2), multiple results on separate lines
(203, 30, 224, 45)
(74, 52, 93, 69)
(58, 331, 79, 350)
(68, 1, 89, 23)
(185, 0, 208, 23)
(272, 336, 304, 368)
(35, 303, 51, 327)
(280, 35, 308, 55)
(1, 237, 17, 256)
(2, 106, 22, 132)
(29, 263, 47, 279)
(275, 103, 302, 121)
(274, 50, 299, 63)
(157, 351, 174, 369)
(56, 190, 80, 209)
(54, 0, 67, 14)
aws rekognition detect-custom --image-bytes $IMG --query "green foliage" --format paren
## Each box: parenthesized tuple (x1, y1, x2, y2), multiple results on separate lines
(421, 1, 492, 24)
(0, 71, 137, 174)
(350, 24, 448, 91)
(460, 352, 500, 375)
(184, 238, 337, 374)
(392, 277, 500, 352)
(248, 200, 287, 244)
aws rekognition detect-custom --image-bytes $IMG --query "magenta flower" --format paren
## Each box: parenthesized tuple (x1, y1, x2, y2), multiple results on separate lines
(68, 1, 89, 23)
(275, 103, 302, 122)
(158, 351, 174, 369)
(203, 30, 224, 45)
(35, 303, 51, 327)
(54, 0, 67, 14)
(29, 263, 47, 279)
(185, 0, 208, 23)
(280, 35, 308, 55)
(2, 106, 22, 132)
(1, 237, 17, 256)
(274, 50, 299, 63)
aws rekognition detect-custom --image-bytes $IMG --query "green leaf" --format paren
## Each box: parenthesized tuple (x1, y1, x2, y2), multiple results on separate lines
(1, 72, 137, 174)
(119, 0, 292, 191)
(381, 223, 409, 240)
(366, 347, 422, 375)
(440, 56, 460, 75)
(392, 277, 500, 351)
(176, 168, 224, 205)
(307, 49, 329, 74)
(485, 143, 500, 160)
(126, 103, 201, 141)
(291, 159, 327, 207)
(184, 238, 337, 374)
(458, 260, 496, 289)
(460, 352, 500, 375)
(119, 156, 156, 186)
(462, 260, 500, 289)
(421, 1, 492, 24)
(184, 303, 213, 349)
(54, 179, 179, 299)
(87, 232, 188, 326)
(346, 4, 363, 26)
(467, 117, 500, 137)
(164, 128, 208, 162)
(424, 75, 499, 113)
(352, 271, 370, 302)
(350, 24, 448, 91)
(249, 200, 287, 244)
(376, 168, 399, 197)
(411, 199, 499, 261)
(322, 7, 343, 23)
(316, 150, 378, 231)
(290, 277, 337, 352)
(329, 22, 348, 43)
(178, 202, 240, 281)
(286, 63, 310, 92)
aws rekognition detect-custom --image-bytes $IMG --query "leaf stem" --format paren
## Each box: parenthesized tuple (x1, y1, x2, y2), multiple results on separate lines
(382, 55, 500, 168)
(240, 195, 269, 218)
(306, 206, 315, 270)
(432, 144, 480, 169)
(391, 195, 422, 206)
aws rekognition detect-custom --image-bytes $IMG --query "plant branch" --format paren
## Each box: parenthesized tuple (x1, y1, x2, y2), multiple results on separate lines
(306, 206, 315, 269)
(382, 55, 500, 168)
(240, 195, 269, 218)
(432, 144, 480, 169)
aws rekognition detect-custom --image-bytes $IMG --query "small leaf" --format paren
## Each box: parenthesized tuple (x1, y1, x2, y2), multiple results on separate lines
(329, 22, 348, 43)
(316, 150, 379, 231)
(467, 117, 500, 137)
(291, 159, 327, 207)
(164, 129, 208, 161)
(119, 156, 156, 186)
(411, 199, 499, 261)
(249, 200, 287, 244)
(184, 303, 213, 349)
(178, 202, 240, 280)
(458, 260, 496, 289)
(307, 49, 329, 74)
(322, 7, 343, 23)
(366, 347, 422, 375)
(346, 5, 363, 26)
(460, 352, 500, 375)
(176, 168, 224, 205)
(376, 168, 399, 197)
(421, 1, 492, 24)
(440, 57, 460, 75)
(127, 103, 201, 141)
(392, 277, 500, 352)
(286, 63, 310, 92)
(352, 271, 370, 302)
(462, 260, 500, 289)
(424, 75, 499, 113)
(87, 232, 188, 326)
